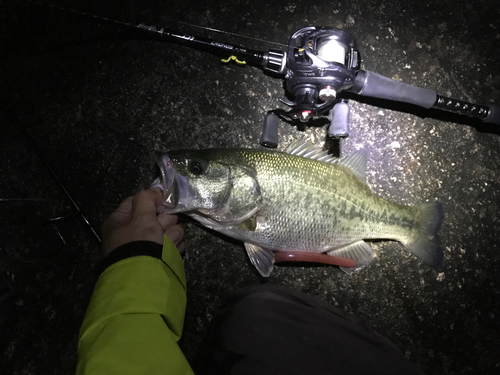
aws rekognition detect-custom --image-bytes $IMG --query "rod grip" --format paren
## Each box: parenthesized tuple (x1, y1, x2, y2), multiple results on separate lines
(351, 70, 437, 109)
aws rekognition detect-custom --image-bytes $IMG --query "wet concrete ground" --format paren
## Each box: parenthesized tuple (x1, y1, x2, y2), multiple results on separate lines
(1, 0, 499, 374)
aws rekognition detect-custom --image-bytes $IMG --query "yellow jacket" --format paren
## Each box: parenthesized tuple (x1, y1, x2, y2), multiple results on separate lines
(76, 236, 194, 375)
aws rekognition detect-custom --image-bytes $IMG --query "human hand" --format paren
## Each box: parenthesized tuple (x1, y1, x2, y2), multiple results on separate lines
(101, 188, 184, 256)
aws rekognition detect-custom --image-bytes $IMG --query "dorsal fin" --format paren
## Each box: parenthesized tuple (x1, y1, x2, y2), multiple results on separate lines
(285, 138, 368, 182)
(285, 138, 336, 163)
(337, 149, 368, 182)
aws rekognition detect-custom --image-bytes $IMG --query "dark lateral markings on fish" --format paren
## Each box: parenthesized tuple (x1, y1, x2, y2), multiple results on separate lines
(152, 138, 444, 277)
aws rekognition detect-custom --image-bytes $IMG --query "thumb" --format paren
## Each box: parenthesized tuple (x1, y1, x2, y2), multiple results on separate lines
(102, 196, 134, 232)
(130, 188, 163, 220)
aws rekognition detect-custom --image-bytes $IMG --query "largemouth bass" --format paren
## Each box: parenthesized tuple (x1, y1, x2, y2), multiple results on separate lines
(153, 139, 444, 277)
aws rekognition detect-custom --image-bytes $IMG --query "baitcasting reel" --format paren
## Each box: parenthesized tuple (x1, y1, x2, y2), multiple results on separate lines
(258, 25, 499, 147)
(260, 26, 362, 146)
(29, 1, 500, 148)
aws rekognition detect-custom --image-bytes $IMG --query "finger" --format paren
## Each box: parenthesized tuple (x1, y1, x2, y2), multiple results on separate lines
(157, 213, 178, 230)
(112, 196, 134, 219)
(165, 224, 184, 246)
(177, 241, 185, 255)
(155, 204, 166, 214)
(149, 186, 164, 199)
(131, 189, 163, 220)
(102, 196, 134, 231)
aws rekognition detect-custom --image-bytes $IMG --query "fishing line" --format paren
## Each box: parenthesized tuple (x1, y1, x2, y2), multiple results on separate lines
(5, 109, 102, 244)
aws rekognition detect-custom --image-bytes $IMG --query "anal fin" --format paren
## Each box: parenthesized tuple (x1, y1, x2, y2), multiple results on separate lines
(327, 240, 374, 274)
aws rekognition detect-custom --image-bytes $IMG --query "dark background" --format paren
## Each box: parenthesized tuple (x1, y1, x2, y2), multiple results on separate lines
(1, 0, 499, 374)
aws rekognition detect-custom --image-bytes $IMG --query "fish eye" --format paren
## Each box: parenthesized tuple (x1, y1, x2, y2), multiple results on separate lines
(188, 160, 204, 175)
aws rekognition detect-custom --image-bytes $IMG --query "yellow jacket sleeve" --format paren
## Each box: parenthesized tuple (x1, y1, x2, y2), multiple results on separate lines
(76, 236, 194, 375)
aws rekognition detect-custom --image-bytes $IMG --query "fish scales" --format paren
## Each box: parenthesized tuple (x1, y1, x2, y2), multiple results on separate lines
(154, 139, 444, 276)
(208, 148, 421, 251)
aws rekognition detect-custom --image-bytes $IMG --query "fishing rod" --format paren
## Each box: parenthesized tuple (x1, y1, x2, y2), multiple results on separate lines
(27, 1, 500, 148)
(5, 108, 102, 244)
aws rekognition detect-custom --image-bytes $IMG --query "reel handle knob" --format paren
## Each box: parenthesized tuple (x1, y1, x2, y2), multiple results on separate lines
(260, 112, 280, 148)
(328, 100, 350, 138)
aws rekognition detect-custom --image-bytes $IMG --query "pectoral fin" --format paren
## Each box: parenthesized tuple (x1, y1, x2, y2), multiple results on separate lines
(239, 216, 257, 231)
(244, 243, 275, 277)
(327, 240, 374, 274)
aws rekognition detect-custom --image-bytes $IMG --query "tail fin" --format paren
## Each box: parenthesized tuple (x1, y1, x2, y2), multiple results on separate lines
(403, 202, 445, 269)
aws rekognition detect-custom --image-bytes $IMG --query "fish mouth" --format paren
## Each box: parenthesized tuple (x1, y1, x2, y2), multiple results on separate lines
(154, 152, 191, 212)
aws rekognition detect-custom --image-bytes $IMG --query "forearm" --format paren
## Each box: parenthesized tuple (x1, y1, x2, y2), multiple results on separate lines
(76, 237, 193, 375)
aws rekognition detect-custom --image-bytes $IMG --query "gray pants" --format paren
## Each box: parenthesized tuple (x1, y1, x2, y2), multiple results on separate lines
(194, 284, 425, 375)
